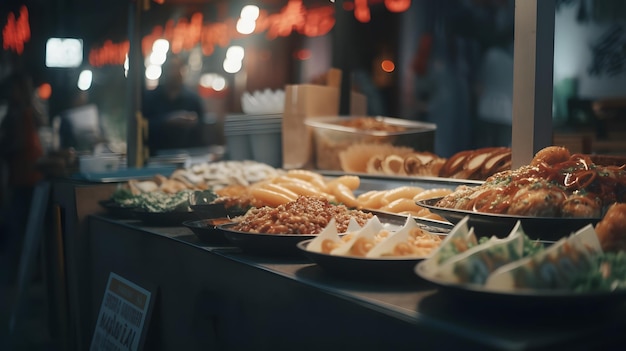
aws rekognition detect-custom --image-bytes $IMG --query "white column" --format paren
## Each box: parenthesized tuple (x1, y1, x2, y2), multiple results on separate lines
(511, 0, 556, 168)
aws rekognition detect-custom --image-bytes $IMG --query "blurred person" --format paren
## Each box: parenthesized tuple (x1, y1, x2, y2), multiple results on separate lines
(142, 54, 207, 156)
(0, 71, 45, 283)
(407, 0, 515, 157)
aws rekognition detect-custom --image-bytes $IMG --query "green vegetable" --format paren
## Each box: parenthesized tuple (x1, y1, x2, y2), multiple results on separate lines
(136, 190, 193, 212)
(570, 251, 626, 292)
(112, 189, 199, 212)
(111, 187, 136, 206)
(477, 233, 544, 258)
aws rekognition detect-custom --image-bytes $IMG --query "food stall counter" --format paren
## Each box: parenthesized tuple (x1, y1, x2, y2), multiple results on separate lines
(84, 214, 626, 351)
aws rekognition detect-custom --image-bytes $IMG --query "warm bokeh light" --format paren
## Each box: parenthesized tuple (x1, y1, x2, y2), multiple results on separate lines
(145, 64, 162, 80)
(295, 49, 311, 60)
(2, 5, 30, 55)
(240, 5, 260, 21)
(89, 1, 411, 67)
(211, 76, 227, 91)
(223, 58, 242, 74)
(354, 0, 370, 23)
(226, 46, 245, 61)
(236, 18, 256, 34)
(199, 73, 227, 91)
(381, 59, 395, 73)
(149, 50, 167, 65)
(37, 83, 52, 100)
(385, 0, 411, 13)
(151, 39, 169, 54)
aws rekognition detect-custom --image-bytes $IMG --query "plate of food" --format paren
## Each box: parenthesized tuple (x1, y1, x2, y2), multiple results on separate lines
(417, 197, 601, 241)
(415, 260, 626, 312)
(219, 223, 318, 256)
(183, 218, 234, 245)
(217, 196, 376, 256)
(298, 240, 428, 283)
(414, 146, 626, 241)
(367, 209, 453, 234)
(296, 215, 445, 283)
(414, 203, 626, 312)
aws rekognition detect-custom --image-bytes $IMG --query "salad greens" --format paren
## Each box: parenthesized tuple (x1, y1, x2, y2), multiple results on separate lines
(110, 188, 218, 213)
(570, 251, 626, 292)
(477, 234, 544, 257)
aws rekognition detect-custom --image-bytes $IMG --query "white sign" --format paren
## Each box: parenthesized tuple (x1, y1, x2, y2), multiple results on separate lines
(90, 273, 153, 351)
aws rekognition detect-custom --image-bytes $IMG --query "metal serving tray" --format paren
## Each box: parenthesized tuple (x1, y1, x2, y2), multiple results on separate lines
(318, 170, 482, 194)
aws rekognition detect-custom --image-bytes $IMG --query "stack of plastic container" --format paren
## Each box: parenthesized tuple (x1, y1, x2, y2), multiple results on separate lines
(224, 113, 282, 167)
(224, 89, 285, 168)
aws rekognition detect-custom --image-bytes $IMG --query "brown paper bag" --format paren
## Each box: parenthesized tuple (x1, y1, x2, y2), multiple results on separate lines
(281, 84, 366, 169)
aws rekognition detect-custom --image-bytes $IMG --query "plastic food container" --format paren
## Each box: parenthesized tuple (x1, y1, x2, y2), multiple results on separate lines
(224, 113, 282, 167)
(305, 116, 436, 170)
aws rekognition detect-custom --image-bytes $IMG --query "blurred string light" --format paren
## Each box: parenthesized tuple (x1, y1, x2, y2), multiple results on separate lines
(152, 38, 169, 54)
(226, 46, 244, 61)
(89, 1, 413, 67)
(223, 59, 242, 74)
(237, 5, 259, 35)
(143, 39, 171, 84)
(145, 64, 162, 81)
(149, 50, 167, 65)
(241, 5, 259, 20)
(77, 69, 93, 91)
(223, 45, 244, 73)
(200, 73, 227, 92)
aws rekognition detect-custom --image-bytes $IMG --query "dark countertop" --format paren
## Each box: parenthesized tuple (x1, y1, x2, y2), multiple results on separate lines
(90, 215, 626, 351)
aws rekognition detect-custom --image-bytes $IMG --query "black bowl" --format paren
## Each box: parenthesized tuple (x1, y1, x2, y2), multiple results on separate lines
(414, 260, 626, 313)
(183, 218, 234, 245)
(132, 208, 199, 226)
(217, 223, 316, 256)
(190, 203, 229, 218)
(190, 203, 249, 219)
(297, 239, 426, 283)
(417, 198, 601, 241)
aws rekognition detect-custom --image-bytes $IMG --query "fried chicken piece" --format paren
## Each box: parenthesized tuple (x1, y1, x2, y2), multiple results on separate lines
(530, 146, 571, 167)
(507, 186, 566, 216)
(595, 203, 626, 253)
(561, 195, 602, 218)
